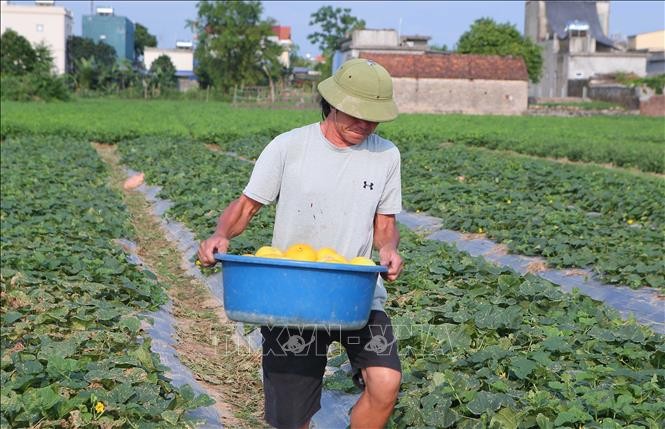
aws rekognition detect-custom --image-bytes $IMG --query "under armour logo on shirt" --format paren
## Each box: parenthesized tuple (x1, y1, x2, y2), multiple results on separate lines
(363, 181, 374, 190)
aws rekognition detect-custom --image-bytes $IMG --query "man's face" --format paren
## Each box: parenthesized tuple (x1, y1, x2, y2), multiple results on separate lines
(332, 108, 379, 145)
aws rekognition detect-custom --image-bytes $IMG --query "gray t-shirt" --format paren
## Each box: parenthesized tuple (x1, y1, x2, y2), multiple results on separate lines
(243, 122, 402, 311)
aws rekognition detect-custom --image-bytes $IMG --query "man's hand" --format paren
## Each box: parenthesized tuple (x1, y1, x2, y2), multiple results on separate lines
(378, 246, 403, 281)
(196, 195, 264, 267)
(374, 213, 403, 281)
(198, 234, 229, 267)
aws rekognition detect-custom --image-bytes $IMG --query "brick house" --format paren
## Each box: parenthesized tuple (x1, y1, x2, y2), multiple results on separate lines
(360, 52, 529, 115)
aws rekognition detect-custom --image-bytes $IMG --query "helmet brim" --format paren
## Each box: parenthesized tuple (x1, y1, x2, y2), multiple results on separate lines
(318, 76, 399, 123)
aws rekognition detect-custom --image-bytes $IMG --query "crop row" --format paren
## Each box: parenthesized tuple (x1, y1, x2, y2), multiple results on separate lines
(116, 136, 665, 428)
(399, 143, 664, 290)
(2, 99, 663, 173)
(0, 137, 212, 427)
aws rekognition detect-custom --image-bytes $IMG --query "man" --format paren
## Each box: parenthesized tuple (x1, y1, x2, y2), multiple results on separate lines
(198, 58, 404, 429)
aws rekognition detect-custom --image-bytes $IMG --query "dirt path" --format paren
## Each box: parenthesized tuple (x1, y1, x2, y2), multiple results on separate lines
(95, 143, 266, 428)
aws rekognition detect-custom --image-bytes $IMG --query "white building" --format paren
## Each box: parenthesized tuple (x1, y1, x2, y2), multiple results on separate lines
(269, 25, 293, 68)
(1, 0, 73, 74)
(333, 29, 430, 72)
(628, 30, 665, 76)
(144, 42, 198, 91)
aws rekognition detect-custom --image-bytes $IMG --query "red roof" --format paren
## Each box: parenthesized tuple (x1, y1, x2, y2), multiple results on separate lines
(359, 52, 528, 81)
(272, 25, 291, 41)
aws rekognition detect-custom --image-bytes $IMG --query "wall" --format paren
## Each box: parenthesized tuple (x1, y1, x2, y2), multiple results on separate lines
(0, 3, 72, 74)
(640, 95, 665, 116)
(647, 52, 665, 76)
(628, 30, 665, 52)
(394, 78, 528, 115)
(529, 40, 560, 98)
(588, 85, 639, 109)
(568, 53, 647, 79)
(144, 48, 193, 72)
(350, 29, 399, 48)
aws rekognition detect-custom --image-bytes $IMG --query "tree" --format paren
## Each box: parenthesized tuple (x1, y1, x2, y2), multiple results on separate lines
(66, 36, 117, 91)
(149, 54, 177, 94)
(0, 31, 69, 101)
(429, 43, 449, 53)
(134, 23, 157, 60)
(457, 18, 543, 83)
(307, 6, 365, 76)
(67, 36, 116, 74)
(1, 29, 38, 75)
(288, 44, 315, 69)
(188, 0, 282, 92)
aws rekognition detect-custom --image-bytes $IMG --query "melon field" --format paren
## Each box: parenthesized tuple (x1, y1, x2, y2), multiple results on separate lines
(1, 99, 664, 428)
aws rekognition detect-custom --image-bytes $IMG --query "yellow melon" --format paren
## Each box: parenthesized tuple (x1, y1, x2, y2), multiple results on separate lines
(285, 243, 317, 262)
(317, 247, 347, 263)
(255, 246, 284, 258)
(349, 256, 376, 266)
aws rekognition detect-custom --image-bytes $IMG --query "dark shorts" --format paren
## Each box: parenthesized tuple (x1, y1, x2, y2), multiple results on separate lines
(261, 310, 401, 429)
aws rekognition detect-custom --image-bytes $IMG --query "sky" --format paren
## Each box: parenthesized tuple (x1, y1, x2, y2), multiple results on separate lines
(12, 1, 665, 57)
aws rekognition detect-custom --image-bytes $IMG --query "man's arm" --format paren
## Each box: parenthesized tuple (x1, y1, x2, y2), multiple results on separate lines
(198, 194, 264, 266)
(373, 213, 404, 281)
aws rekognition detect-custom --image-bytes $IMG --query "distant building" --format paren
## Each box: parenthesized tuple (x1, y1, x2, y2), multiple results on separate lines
(82, 7, 134, 62)
(291, 66, 321, 85)
(0, 0, 73, 74)
(333, 28, 527, 115)
(333, 29, 430, 72)
(627, 30, 665, 76)
(144, 41, 198, 91)
(524, 0, 647, 98)
(359, 52, 528, 115)
(270, 25, 293, 68)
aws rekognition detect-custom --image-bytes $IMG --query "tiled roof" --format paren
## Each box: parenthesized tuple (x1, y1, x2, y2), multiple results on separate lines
(359, 52, 529, 81)
(271, 25, 291, 41)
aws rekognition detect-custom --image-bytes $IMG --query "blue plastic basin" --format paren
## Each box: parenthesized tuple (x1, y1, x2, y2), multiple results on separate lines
(215, 253, 387, 329)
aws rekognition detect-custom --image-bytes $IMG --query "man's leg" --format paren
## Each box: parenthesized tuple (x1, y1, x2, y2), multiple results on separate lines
(350, 366, 401, 428)
(341, 311, 402, 429)
(261, 326, 330, 429)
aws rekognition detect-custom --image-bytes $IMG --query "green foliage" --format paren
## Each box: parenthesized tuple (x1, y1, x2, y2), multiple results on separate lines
(429, 43, 450, 52)
(66, 36, 117, 74)
(307, 5, 365, 75)
(617, 72, 665, 95)
(0, 32, 69, 101)
(149, 55, 177, 93)
(386, 231, 665, 428)
(0, 72, 69, 102)
(1, 136, 213, 427)
(457, 18, 543, 83)
(399, 143, 665, 289)
(134, 23, 157, 60)
(66, 36, 118, 92)
(2, 100, 663, 173)
(190, 0, 282, 91)
(0, 29, 37, 75)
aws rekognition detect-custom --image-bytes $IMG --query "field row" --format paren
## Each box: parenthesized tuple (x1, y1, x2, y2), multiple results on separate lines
(1, 137, 212, 427)
(115, 136, 665, 428)
(2, 99, 664, 173)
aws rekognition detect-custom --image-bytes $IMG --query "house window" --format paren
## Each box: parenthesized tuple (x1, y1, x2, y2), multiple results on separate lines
(36, 24, 44, 32)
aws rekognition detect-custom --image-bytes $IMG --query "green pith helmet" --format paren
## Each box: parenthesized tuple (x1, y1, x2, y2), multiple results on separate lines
(317, 58, 398, 123)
